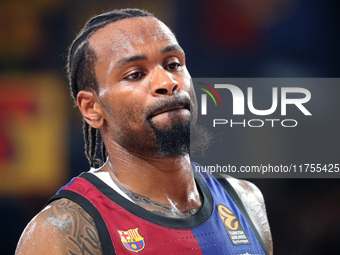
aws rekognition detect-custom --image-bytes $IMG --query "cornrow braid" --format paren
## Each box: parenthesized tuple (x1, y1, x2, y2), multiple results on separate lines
(67, 9, 154, 167)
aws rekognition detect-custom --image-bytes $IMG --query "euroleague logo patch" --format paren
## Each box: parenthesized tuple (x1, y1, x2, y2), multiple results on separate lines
(217, 204, 251, 246)
(118, 228, 145, 253)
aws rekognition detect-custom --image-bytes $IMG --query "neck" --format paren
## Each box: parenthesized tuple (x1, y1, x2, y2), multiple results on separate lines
(100, 141, 202, 217)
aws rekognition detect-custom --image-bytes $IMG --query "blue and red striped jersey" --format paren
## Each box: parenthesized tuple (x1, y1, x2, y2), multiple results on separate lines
(49, 162, 268, 255)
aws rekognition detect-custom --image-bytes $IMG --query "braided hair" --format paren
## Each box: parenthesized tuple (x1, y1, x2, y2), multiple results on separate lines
(67, 9, 154, 168)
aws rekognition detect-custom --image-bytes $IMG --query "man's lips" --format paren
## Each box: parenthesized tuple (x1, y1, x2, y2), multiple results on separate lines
(151, 105, 189, 117)
(146, 95, 192, 120)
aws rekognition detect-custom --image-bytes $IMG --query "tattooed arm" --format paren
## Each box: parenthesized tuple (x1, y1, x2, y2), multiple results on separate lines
(227, 177, 273, 255)
(15, 198, 102, 255)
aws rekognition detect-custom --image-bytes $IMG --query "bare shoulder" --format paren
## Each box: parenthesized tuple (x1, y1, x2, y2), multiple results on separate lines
(15, 198, 102, 255)
(225, 176, 273, 255)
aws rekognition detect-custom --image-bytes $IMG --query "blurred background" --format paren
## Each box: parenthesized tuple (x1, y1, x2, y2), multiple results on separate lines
(0, 0, 339, 254)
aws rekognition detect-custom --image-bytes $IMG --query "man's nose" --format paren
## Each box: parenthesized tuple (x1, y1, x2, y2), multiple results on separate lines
(150, 66, 179, 96)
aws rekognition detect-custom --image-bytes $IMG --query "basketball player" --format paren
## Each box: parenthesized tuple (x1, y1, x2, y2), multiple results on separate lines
(15, 9, 273, 255)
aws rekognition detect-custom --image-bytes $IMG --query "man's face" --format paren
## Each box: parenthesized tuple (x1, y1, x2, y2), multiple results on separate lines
(88, 17, 198, 157)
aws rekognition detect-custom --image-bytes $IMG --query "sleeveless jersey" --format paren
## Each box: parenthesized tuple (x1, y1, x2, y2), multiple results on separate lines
(49, 162, 269, 255)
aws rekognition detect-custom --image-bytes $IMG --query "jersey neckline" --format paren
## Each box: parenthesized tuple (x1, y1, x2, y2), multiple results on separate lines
(79, 170, 214, 229)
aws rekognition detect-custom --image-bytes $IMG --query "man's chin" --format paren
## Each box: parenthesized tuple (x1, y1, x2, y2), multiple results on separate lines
(152, 121, 190, 158)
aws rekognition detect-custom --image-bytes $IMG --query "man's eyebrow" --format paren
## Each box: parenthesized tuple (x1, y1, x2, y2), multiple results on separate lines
(161, 45, 185, 55)
(115, 55, 147, 68)
(114, 45, 184, 69)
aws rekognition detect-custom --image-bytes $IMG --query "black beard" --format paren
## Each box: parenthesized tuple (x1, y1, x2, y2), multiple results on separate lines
(150, 121, 212, 158)
(151, 120, 190, 158)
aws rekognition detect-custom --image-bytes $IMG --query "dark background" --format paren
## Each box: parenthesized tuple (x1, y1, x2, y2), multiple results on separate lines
(1, 0, 339, 254)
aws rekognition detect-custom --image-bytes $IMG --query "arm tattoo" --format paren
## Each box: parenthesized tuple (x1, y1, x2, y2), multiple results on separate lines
(113, 181, 197, 218)
(237, 182, 273, 255)
(50, 199, 102, 255)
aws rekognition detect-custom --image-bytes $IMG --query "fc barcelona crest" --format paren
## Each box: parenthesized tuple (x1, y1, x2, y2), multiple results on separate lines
(118, 228, 145, 253)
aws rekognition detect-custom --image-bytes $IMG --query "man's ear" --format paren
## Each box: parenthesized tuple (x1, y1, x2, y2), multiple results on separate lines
(77, 90, 104, 129)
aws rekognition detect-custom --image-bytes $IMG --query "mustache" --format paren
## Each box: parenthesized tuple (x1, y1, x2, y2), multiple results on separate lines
(145, 94, 191, 119)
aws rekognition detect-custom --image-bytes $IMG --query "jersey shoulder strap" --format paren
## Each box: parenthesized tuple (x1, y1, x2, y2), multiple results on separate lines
(212, 173, 269, 255)
(48, 174, 116, 255)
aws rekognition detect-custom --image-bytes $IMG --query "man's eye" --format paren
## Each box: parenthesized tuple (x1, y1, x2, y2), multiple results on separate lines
(124, 72, 144, 80)
(166, 62, 181, 71)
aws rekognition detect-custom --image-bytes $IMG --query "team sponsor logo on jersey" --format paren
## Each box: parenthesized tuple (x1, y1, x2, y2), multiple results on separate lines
(118, 228, 145, 253)
(217, 204, 251, 246)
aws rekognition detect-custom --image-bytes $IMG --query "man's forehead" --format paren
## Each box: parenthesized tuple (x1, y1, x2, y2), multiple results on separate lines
(88, 17, 178, 58)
